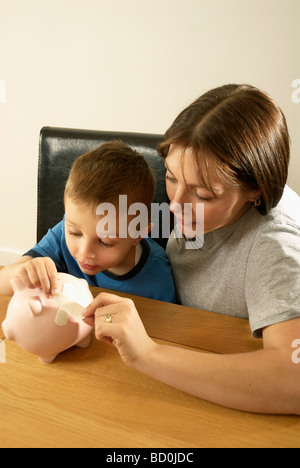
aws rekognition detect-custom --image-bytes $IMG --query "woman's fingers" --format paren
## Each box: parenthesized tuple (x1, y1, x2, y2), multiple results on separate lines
(83, 292, 132, 317)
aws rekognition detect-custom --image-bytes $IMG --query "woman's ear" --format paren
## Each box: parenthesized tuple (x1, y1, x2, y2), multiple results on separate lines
(248, 188, 262, 204)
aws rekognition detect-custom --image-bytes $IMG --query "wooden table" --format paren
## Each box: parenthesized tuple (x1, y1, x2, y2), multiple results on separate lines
(0, 284, 299, 448)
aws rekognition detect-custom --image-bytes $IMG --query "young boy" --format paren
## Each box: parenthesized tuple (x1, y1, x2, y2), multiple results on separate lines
(0, 141, 177, 303)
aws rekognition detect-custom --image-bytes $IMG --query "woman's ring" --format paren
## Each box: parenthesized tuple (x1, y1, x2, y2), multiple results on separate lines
(105, 314, 114, 323)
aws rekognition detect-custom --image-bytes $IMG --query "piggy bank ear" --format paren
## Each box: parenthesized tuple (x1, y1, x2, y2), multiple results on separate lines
(27, 297, 43, 316)
(10, 277, 25, 294)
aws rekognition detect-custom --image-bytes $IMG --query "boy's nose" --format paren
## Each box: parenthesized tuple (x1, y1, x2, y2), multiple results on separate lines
(79, 241, 96, 259)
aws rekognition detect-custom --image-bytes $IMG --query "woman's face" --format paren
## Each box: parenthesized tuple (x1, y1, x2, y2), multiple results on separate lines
(165, 145, 258, 236)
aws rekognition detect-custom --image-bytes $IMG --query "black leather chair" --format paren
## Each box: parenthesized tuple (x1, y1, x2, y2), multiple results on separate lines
(38, 127, 171, 249)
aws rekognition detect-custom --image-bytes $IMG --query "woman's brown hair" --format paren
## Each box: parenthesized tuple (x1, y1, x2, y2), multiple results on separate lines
(159, 84, 290, 214)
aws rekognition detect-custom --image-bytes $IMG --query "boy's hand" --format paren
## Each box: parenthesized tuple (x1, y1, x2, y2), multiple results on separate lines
(16, 257, 59, 298)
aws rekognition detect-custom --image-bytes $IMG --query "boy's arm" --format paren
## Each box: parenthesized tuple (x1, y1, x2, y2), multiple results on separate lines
(0, 256, 33, 296)
(0, 256, 59, 297)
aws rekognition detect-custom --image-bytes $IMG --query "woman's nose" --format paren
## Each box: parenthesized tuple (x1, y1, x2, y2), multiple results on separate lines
(169, 200, 183, 217)
(169, 188, 186, 215)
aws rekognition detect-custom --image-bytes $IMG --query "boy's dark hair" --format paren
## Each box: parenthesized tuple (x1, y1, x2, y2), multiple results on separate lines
(65, 140, 156, 218)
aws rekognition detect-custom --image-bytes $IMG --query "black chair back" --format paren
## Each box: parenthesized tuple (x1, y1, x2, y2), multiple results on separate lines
(38, 127, 170, 248)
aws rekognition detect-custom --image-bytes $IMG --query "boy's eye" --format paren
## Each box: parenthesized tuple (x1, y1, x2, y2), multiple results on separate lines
(98, 238, 113, 248)
(68, 230, 82, 237)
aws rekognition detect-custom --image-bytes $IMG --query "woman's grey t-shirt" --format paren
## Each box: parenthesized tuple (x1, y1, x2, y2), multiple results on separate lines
(166, 186, 300, 338)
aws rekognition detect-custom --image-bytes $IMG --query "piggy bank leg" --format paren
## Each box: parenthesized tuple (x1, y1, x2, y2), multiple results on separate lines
(39, 355, 57, 364)
(76, 334, 91, 348)
(2, 320, 14, 341)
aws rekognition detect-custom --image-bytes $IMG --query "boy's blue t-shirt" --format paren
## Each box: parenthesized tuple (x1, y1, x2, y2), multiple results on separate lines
(25, 219, 177, 303)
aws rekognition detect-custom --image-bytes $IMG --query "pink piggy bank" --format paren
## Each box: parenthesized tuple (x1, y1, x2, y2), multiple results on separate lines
(2, 273, 94, 364)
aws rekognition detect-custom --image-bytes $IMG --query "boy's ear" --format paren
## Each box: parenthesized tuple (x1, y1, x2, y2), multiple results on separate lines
(134, 223, 154, 244)
(141, 222, 154, 239)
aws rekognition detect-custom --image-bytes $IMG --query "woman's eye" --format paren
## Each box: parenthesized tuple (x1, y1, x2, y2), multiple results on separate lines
(194, 191, 212, 202)
(166, 175, 177, 183)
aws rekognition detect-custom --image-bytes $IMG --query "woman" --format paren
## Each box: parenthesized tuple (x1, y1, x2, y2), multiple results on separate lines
(83, 84, 300, 414)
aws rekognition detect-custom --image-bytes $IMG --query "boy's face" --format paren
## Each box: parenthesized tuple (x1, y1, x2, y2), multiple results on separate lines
(64, 196, 142, 276)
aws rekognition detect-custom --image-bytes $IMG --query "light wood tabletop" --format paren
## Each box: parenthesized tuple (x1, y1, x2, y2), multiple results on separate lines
(0, 280, 299, 448)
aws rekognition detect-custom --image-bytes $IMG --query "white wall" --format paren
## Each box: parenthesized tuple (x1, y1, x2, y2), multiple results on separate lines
(0, 0, 299, 264)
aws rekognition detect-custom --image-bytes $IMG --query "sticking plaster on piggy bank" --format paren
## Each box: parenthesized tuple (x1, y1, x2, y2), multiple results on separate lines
(2, 273, 94, 364)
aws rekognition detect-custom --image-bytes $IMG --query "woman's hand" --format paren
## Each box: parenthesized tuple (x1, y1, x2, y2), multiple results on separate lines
(82, 292, 156, 368)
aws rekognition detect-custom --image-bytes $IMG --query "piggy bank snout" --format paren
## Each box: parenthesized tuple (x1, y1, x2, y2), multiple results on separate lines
(2, 318, 13, 341)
